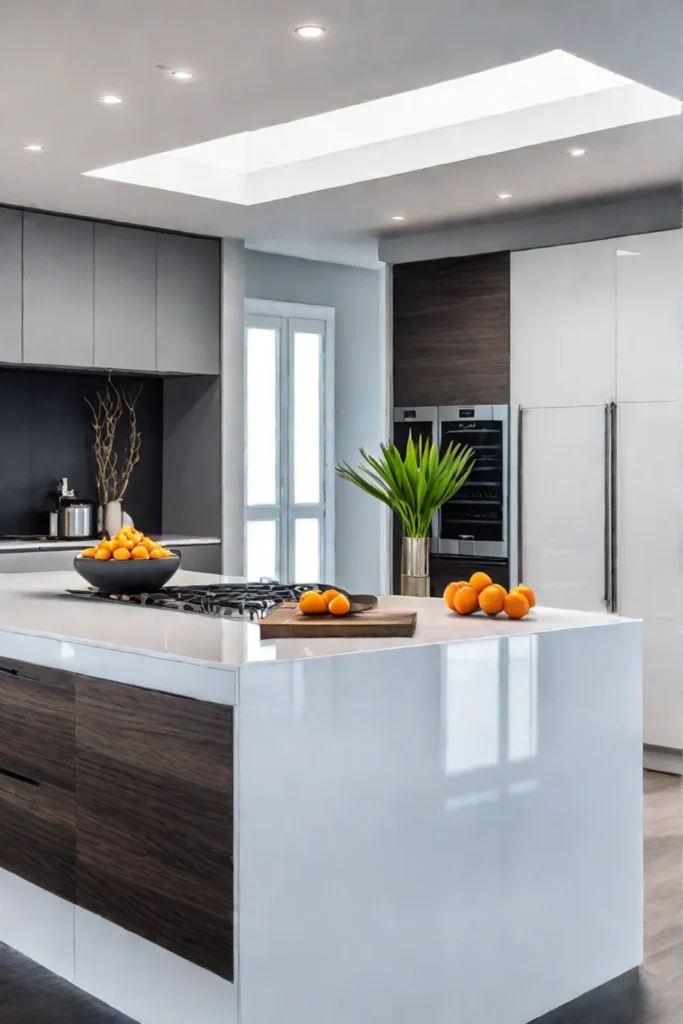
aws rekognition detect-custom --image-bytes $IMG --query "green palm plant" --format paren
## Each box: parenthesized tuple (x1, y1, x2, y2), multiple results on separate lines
(336, 433, 476, 538)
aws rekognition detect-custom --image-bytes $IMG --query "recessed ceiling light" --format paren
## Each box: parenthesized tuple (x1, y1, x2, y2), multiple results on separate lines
(391, 214, 405, 221)
(568, 146, 587, 157)
(294, 24, 326, 39)
(23, 144, 43, 152)
(168, 69, 194, 81)
(98, 94, 123, 105)
(497, 192, 513, 200)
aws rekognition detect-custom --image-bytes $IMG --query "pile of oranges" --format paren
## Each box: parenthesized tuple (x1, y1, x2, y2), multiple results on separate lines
(298, 588, 351, 617)
(444, 572, 536, 620)
(79, 527, 175, 562)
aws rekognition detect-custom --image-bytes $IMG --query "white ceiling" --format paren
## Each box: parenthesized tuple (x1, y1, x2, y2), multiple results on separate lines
(0, 0, 680, 256)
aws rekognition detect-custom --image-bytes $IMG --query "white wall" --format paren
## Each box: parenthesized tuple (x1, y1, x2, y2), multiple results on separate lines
(245, 250, 389, 594)
(221, 238, 247, 576)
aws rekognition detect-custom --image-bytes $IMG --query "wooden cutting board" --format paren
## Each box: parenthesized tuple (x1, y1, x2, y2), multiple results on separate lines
(259, 602, 417, 639)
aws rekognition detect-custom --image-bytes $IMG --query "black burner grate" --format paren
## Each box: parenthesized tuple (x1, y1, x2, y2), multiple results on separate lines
(67, 582, 332, 620)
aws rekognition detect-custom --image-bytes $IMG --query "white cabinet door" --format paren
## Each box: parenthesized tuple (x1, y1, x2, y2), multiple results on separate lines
(642, 618, 683, 750)
(520, 405, 607, 612)
(511, 241, 616, 408)
(616, 230, 683, 403)
(617, 400, 682, 620)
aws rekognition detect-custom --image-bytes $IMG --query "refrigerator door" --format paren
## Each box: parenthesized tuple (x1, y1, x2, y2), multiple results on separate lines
(519, 405, 608, 612)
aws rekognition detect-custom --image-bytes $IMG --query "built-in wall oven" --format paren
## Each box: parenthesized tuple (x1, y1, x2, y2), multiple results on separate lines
(393, 405, 509, 561)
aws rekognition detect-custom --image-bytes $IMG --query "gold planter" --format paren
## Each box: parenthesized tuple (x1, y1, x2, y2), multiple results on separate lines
(401, 536, 430, 597)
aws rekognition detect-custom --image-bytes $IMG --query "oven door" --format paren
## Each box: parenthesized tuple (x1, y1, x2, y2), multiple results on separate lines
(437, 405, 509, 559)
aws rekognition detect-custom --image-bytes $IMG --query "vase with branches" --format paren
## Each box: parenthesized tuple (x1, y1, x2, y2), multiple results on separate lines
(86, 380, 142, 537)
(336, 433, 475, 596)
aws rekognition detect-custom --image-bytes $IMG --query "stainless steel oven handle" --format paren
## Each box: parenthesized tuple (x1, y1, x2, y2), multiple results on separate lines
(517, 405, 524, 585)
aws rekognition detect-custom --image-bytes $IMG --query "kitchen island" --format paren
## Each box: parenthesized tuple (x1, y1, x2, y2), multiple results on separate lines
(0, 571, 642, 1024)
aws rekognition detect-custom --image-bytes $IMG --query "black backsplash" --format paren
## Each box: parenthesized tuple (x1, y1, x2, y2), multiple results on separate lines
(0, 368, 163, 536)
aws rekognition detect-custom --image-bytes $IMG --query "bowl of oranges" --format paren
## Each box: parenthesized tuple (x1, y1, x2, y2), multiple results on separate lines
(74, 527, 180, 594)
(444, 572, 536, 621)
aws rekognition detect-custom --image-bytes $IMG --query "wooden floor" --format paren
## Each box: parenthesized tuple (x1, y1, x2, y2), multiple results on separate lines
(0, 771, 681, 1024)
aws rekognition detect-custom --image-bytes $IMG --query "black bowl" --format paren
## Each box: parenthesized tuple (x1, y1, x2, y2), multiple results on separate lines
(73, 551, 181, 594)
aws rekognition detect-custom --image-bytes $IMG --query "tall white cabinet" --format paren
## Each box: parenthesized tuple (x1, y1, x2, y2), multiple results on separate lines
(512, 229, 683, 754)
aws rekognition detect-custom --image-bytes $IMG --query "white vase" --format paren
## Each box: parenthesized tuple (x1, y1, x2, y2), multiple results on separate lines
(103, 500, 123, 539)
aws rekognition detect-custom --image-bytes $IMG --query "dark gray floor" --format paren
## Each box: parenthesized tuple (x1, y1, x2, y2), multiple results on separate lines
(0, 771, 681, 1024)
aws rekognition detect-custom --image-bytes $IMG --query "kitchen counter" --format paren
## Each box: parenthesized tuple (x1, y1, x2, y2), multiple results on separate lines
(0, 534, 220, 552)
(0, 568, 635, 677)
(0, 569, 643, 1024)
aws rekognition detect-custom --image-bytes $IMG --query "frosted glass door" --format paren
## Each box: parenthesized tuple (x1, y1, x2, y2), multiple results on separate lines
(521, 405, 607, 612)
(245, 310, 331, 583)
(287, 319, 326, 583)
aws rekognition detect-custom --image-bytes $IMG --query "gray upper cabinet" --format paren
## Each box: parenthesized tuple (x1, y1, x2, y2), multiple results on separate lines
(94, 223, 156, 372)
(156, 233, 220, 374)
(0, 209, 22, 363)
(23, 213, 94, 368)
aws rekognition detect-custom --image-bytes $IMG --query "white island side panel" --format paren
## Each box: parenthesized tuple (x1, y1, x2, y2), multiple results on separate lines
(236, 622, 643, 1024)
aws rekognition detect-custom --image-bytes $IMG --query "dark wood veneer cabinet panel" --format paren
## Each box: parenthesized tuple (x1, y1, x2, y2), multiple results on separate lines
(393, 252, 510, 406)
(0, 658, 76, 900)
(76, 679, 234, 981)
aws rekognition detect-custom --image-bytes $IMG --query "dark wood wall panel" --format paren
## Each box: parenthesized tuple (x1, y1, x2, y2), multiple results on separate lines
(76, 679, 234, 981)
(393, 251, 510, 407)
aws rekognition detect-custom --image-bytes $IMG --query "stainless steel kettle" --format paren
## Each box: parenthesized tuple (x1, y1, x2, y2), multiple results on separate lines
(56, 478, 95, 539)
(58, 501, 95, 539)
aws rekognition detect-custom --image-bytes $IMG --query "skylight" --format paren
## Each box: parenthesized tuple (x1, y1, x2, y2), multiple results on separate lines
(84, 50, 681, 206)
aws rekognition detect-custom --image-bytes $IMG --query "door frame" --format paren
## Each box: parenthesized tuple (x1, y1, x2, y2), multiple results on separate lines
(245, 298, 336, 582)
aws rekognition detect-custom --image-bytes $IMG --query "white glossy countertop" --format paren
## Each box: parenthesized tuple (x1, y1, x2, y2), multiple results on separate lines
(0, 535, 220, 553)
(0, 570, 636, 672)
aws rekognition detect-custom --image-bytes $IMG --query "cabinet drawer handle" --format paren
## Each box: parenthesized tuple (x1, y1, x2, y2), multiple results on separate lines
(0, 664, 39, 682)
(0, 765, 39, 787)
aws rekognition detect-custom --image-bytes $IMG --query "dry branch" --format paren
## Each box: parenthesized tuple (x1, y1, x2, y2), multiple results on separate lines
(86, 381, 142, 505)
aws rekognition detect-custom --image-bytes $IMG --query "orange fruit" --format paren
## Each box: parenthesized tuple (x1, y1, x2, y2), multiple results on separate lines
(469, 571, 493, 594)
(141, 537, 156, 552)
(298, 591, 327, 615)
(328, 594, 351, 616)
(491, 584, 507, 597)
(81, 547, 97, 558)
(94, 548, 111, 561)
(321, 589, 340, 607)
(504, 592, 530, 619)
(511, 585, 536, 609)
(160, 548, 174, 557)
(99, 539, 113, 552)
(150, 548, 166, 559)
(113, 547, 131, 561)
(131, 545, 149, 560)
(452, 586, 479, 615)
(479, 585, 505, 616)
(443, 581, 469, 610)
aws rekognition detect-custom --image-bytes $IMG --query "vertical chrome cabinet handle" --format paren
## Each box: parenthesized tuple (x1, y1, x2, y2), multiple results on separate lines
(603, 403, 612, 610)
(610, 401, 618, 613)
(517, 405, 524, 585)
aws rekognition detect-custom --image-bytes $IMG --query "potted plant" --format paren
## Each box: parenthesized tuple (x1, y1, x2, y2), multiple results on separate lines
(336, 433, 475, 596)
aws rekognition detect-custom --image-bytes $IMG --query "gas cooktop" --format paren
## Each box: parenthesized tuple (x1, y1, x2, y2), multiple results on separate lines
(66, 582, 330, 620)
